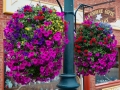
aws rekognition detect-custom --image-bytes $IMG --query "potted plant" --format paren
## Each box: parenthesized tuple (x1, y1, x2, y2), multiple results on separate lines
(4, 4, 69, 85)
(74, 19, 117, 76)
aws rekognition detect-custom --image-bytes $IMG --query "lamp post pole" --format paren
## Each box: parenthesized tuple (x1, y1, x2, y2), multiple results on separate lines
(57, 0, 79, 90)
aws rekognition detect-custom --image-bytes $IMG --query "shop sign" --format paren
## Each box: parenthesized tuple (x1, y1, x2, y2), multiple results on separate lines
(84, 7, 116, 23)
(102, 85, 120, 90)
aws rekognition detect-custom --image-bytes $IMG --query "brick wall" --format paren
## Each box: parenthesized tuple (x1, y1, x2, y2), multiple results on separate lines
(113, 30, 120, 47)
(0, 0, 11, 89)
(0, 0, 120, 90)
(41, 0, 120, 18)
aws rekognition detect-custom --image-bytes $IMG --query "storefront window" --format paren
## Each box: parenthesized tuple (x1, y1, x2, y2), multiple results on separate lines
(96, 48, 119, 84)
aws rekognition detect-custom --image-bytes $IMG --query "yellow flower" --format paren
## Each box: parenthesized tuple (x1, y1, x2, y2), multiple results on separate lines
(56, 20, 58, 23)
(52, 21, 54, 23)
(51, 27, 54, 30)
(37, 26, 39, 28)
(60, 26, 63, 29)
(25, 27, 30, 31)
(54, 30, 57, 32)
(60, 29, 63, 32)
(21, 41, 24, 45)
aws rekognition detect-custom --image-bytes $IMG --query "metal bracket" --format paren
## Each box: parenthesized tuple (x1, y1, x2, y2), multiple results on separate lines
(64, 11, 75, 15)
(56, 0, 93, 32)
(74, 4, 93, 32)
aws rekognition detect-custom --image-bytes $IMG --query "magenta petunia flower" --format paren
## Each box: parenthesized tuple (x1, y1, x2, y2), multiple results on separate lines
(17, 42, 21, 48)
(19, 23, 24, 28)
(53, 32, 62, 41)
(7, 72, 13, 77)
(45, 40, 53, 46)
(40, 66, 44, 73)
(19, 13, 25, 18)
(28, 52, 34, 58)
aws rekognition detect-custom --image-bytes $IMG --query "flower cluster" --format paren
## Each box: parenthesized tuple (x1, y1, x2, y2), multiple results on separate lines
(4, 4, 68, 84)
(74, 19, 117, 76)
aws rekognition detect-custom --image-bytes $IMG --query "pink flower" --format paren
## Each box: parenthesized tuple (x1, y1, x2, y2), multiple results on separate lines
(64, 37, 69, 44)
(40, 66, 44, 72)
(48, 30, 52, 35)
(12, 13, 19, 18)
(17, 42, 21, 48)
(27, 62, 31, 67)
(11, 66, 17, 71)
(44, 31, 49, 37)
(25, 43, 34, 50)
(48, 62, 53, 68)
(28, 52, 34, 58)
(33, 40, 38, 44)
(15, 72, 21, 77)
(39, 47, 45, 52)
(56, 12, 64, 18)
(7, 71, 13, 77)
(19, 13, 25, 18)
(41, 51, 48, 59)
(45, 40, 53, 46)
(53, 32, 62, 41)
(44, 21, 52, 26)
(19, 64, 25, 70)
(32, 58, 38, 65)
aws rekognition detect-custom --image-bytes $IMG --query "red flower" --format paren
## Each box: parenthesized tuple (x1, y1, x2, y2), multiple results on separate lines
(84, 40, 87, 43)
(98, 27, 104, 31)
(29, 8, 32, 12)
(75, 45, 81, 49)
(90, 40, 92, 45)
(38, 16, 45, 20)
(34, 16, 38, 20)
(77, 50, 81, 53)
(84, 54, 88, 57)
(49, 9, 53, 13)
(84, 50, 88, 53)
(103, 42, 107, 44)
(24, 9, 27, 12)
(78, 36, 83, 42)
(103, 38, 107, 41)
(91, 38, 96, 42)
(107, 35, 111, 39)
(83, 24, 90, 27)
(39, 11, 43, 15)
(75, 39, 79, 43)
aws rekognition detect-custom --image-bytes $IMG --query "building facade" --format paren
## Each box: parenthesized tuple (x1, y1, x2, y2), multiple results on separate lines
(0, 0, 120, 90)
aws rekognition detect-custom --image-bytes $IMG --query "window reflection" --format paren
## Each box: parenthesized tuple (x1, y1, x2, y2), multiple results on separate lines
(96, 48, 119, 84)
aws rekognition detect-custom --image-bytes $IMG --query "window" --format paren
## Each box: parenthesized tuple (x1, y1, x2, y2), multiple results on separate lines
(96, 48, 119, 84)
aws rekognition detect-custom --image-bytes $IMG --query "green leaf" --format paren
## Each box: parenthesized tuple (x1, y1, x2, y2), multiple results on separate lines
(91, 57, 94, 61)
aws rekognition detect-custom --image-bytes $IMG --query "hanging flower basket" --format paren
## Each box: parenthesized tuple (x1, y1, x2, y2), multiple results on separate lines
(74, 19, 117, 76)
(4, 4, 69, 84)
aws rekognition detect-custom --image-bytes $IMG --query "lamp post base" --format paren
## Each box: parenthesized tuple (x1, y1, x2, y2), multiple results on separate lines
(57, 74, 80, 90)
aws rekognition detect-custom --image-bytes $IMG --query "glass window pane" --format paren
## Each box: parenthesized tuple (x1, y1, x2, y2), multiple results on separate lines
(96, 48, 119, 84)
